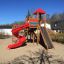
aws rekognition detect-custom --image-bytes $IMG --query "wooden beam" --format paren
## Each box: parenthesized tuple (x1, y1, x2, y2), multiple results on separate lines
(33, 33, 34, 44)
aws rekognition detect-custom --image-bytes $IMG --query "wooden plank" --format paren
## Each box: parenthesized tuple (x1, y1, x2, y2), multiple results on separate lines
(40, 27, 54, 49)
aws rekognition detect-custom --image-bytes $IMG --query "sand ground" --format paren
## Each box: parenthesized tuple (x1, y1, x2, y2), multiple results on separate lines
(0, 38, 64, 64)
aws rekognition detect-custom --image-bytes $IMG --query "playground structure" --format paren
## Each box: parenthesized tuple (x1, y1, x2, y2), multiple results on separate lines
(8, 8, 54, 49)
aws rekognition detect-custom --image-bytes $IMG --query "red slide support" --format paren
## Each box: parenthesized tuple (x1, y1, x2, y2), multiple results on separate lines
(8, 23, 29, 49)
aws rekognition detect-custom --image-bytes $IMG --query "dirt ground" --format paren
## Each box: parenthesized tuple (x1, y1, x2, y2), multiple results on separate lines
(0, 38, 64, 64)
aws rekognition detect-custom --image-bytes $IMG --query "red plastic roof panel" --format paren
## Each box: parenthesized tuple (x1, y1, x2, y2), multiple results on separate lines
(34, 8, 46, 14)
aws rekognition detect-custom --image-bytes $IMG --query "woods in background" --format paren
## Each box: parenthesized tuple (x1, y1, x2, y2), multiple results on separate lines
(48, 13, 64, 32)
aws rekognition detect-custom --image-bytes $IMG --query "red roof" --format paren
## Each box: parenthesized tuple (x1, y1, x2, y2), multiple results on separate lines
(34, 8, 46, 14)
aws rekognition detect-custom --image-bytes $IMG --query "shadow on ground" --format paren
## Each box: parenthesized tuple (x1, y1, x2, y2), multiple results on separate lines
(1, 49, 64, 64)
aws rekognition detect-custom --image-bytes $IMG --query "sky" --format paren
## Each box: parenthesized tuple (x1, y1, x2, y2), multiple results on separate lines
(0, 0, 64, 24)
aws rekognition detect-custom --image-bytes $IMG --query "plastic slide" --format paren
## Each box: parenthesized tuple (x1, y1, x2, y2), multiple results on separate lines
(8, 23, 29, 49)
(39, 33, 47, 49)
(40, 27, 54, 49)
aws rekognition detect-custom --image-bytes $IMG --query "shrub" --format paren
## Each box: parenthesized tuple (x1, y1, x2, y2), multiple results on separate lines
(0, 33, 10, 39)
(49, 31, 64, 44)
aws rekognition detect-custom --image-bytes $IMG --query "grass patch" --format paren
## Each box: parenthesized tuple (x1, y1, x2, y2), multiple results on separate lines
(49, 31, 64, 44)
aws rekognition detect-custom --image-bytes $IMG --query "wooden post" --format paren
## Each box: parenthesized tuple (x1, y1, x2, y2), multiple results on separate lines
(26, 28, 28, 42)
(37, 26, 39, 44)
(44, 14, 46, 28)
(30, 32, 31, 40)
(33, 33, 34, 44)
(31, 32, 32, 41)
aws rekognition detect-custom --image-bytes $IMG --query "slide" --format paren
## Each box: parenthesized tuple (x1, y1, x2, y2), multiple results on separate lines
(39, 33, 48, 49)
(40, 27, 54, 49)
(8, 23, 29, 49)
